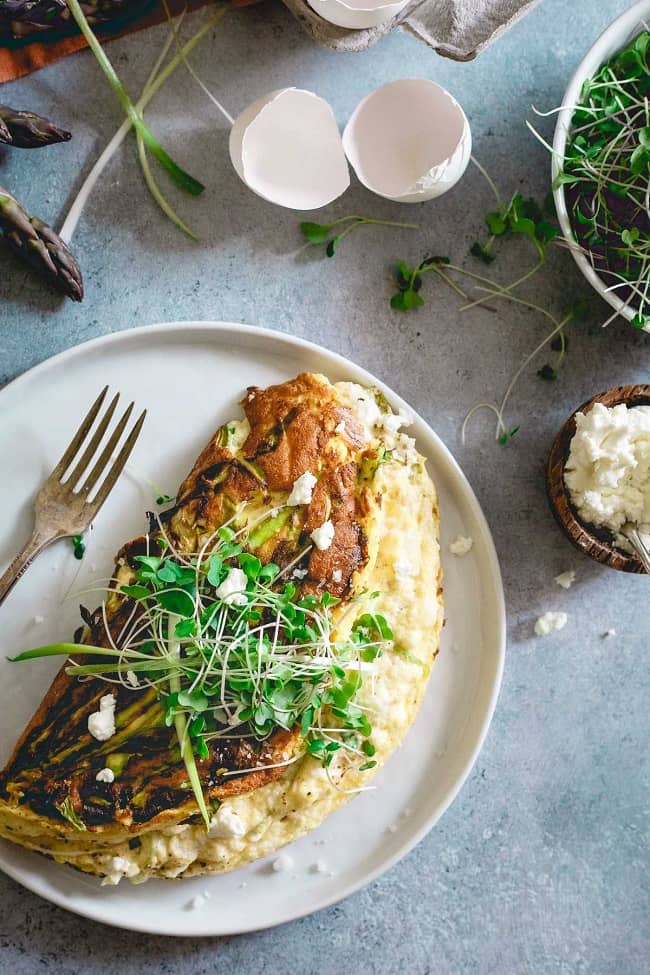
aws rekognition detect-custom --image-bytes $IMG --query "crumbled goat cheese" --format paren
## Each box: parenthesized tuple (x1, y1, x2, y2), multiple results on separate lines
(382, 410, 412, 435)
(335, 385, 399, 439)
(449, 535, 473, 557)
(272, 853, 295, 872)
(332, 569, 343, 583)
(603, 628, 617, 638)
(215, 567, 248, 606)
(187, 892, 212, 910)
(88, 694, 116, 741)
(565, 402, 650, 549)
(209, 805, 247, 839)
(33, 614, 44, 625)
(96, 767, 115, 784)
(554, 570, 576, 589)
(534, 611, 568, 636)
(394, 559, 415, 581)
(101, 855, 140, 886)
(126, 670, 139, 688)
(292, 567, 308, 580)
(334, 421, 346, 434)
(311, 520, 335, 551)
(311, 859, 329, 874)
(287, 471, 317, 506)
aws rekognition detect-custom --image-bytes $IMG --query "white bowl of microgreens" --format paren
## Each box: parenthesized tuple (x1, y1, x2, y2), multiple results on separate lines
(552, 0, 650, 333)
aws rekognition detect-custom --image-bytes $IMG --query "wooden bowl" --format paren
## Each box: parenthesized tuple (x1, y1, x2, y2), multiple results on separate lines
(547, 384, 650, 573)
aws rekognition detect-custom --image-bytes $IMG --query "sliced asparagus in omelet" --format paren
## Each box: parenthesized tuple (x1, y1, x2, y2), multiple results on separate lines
(0, 372, 443, 884)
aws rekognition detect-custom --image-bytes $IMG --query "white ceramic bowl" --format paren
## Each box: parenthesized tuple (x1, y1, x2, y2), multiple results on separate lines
(552, 0, 650, 329)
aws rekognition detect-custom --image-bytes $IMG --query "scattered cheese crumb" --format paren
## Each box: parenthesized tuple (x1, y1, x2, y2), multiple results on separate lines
(126, 670, 139, 688)
(95, 767, 115, 784)
(88, 694, 116, 742)
(554, 569, 576, 590)
(534, 611, 568, 636)
(332, 569, 343, 583)
(334, 421, 346, 435)
(292, 567, 308, 580)
(311, 859, 329, 874)
(603, 628, 616, 638)
(272, 853, 295, 872)
(33, 615, 44, 625)
(311, 520, 335, 551)
(215, 567, 248, 606)
(449, 535, 473, 557)
(187, 892, 212, 910)
(386, 824, 398, 834)
(287, 471, 317, 506)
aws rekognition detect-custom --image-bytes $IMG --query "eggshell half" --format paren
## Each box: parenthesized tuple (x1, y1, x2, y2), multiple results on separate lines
(342, 79, 472, 203)
(305, 0, 410, 30)
(229, 88, 350, 210)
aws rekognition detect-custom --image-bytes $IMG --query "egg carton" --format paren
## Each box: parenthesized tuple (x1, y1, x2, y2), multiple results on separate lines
(282, 0, 540, 56)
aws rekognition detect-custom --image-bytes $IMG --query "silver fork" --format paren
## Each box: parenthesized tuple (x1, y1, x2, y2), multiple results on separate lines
(621, 523, 650, 574)
(0, 386, 146, 608)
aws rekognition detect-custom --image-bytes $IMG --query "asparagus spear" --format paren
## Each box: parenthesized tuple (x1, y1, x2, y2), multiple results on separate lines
(0, 104, 71, 148)
(0, 186, 84, 302)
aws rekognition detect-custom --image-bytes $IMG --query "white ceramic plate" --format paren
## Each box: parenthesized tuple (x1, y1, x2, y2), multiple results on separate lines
(0, 322, 505, 936)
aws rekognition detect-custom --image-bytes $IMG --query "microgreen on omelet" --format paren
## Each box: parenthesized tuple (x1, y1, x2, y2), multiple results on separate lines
(11, 505, 393, 828)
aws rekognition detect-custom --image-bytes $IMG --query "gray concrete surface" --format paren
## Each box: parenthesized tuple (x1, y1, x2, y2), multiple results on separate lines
(0, 0, 648, 971)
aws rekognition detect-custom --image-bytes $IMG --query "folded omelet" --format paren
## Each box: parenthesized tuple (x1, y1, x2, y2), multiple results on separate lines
(0, 373, 442, 883)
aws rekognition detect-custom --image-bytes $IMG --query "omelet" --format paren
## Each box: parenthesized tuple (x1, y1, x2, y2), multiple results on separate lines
(0, 373, 442, 883)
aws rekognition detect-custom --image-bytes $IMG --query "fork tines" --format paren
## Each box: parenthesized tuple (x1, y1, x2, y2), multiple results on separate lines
(54, 386, 146, 505)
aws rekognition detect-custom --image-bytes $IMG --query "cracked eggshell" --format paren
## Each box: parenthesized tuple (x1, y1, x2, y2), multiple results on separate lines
(229, 88, 350, 210)
(305, 0, 410, 29)
(342, 79, 472, 204)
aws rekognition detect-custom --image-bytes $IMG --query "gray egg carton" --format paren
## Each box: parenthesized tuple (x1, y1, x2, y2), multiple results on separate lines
(282, 0, 539, 56)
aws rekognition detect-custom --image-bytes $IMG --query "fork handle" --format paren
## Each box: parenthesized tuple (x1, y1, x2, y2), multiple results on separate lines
(0, 530, 57, 608)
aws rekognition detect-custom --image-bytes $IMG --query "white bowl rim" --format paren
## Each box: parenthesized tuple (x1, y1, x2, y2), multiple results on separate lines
(552, 0, 650, 325)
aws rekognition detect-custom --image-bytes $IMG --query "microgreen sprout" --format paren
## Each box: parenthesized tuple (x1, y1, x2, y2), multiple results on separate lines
(301, 215, 419, 258)
(11, 509, 393, 827)
(390, 256, 450, 310)
(388, 158, 590, 441)
(532, 29, 650, 331)
(65, 0, 204, 197)
(470, 193, 557, 265)
(536, 363, 557, 381)
(71, 534, 85, 560)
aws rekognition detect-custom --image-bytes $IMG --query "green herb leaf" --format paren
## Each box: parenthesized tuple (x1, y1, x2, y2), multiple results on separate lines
(157, 588, 195, 617)
(536, 363, 557, 381)
(470, 242, 495, 264)
(485, 211, 507, 235)
(121, 584, 152, 601)
(71, 534, 85, 560)
(300, 221, 331, 244)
